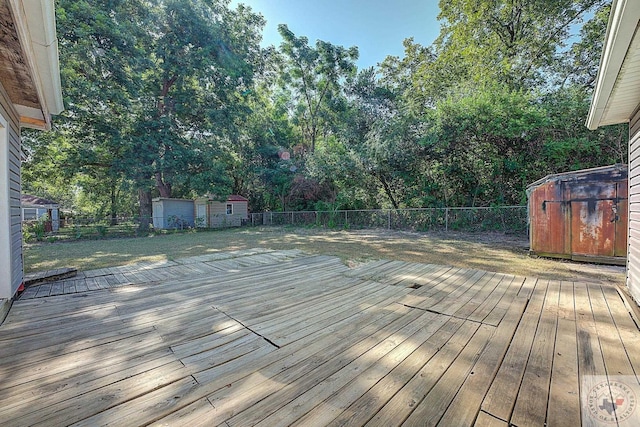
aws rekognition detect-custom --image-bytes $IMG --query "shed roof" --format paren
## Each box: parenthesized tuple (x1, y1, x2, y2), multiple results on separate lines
(21, 193, 58, 207)
(526, 164, 628, 190)
(227, 195, 248, 202)
(586, 0, 640, 129)
(0, 0, 63, 130)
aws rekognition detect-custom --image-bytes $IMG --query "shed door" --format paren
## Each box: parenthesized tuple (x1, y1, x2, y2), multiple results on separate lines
(196, 204, 207, 227)
(570, 182, 621, 257)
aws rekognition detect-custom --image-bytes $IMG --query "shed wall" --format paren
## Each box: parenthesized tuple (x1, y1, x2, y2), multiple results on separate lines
(209, 201, 247, 227)
(628, 107, 640, 301)
(152, 199, 194, 229)
(0, 81, 23, 300)
(528, 165, 627, 265)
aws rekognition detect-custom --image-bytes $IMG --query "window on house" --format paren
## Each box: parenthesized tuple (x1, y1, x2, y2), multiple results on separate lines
(226, 204, 233, 215)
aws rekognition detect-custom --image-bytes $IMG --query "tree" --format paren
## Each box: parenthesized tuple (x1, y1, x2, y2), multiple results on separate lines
(428, 0, 608, 91)
(30, 0, 265, 229)
(277, 24, 359, 152)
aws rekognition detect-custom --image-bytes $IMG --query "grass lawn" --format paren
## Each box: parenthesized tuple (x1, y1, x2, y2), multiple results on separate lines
(23, 226, 625, 285)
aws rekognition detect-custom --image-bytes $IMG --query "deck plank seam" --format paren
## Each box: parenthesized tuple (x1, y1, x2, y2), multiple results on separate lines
(398, 301, 521, 327)
(214, 306, 281, 349)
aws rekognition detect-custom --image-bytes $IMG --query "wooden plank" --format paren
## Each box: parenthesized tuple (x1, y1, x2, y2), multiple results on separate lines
(34, 283, 52, 298)
(482, 276, 524, 326)
(600, 286, 640, 374)
(401, 324, 495, 426)
(49, 280, 65, 296)
(427, 269, 489, 314)
(474, 411, 508, 427)
(74, 279, 89, 293)
(94, 275, 112, 289)
(451, 272, 501, 319)
(62, 279, 77, 294)
(480, 280, 549, 421)
(399, 268, 477, 309)
(248, 281, 392, 340)
(517, 276, 539, 299)
(117, 304, 416, 427)
(0, 349, 176, 416)
(466, 275, 518, 324)
(6, 361, 190, 427)
(574, 281, 611, 427)
(324, 318, 466, 427)
(66, 372, 197, 427)
(271, 287, 413, 346)
(587, 283, 637, 377)
(180, 335, 274, 373)
(364, 321, 480, 427)
(546, 281, 581, 427)
(510, 280, 560, 427)
(223, 308, 427, 427)
(438, 297, 528, 426)
(0, 329, 166, 393)
(0, 323, 152, 372)
(18, 286, 39, 299)
(286, 312, 452, 427)
(147, 398, 215, 427)
(84, 277, 101, 291)
(169, 324, 247, 359)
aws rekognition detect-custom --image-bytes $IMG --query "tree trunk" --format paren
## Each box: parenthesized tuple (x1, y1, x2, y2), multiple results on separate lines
(155, 172, 171, 198)
(138, 188, 152, 231)
(377, 173, 400, 209)
(110, 184, 118, 226)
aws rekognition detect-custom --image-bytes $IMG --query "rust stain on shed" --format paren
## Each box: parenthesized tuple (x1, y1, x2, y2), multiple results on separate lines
(527, 164, 628, 265)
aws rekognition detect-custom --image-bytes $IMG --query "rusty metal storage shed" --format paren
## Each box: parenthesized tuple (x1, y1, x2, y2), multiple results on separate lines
(527, 164, 628, 265)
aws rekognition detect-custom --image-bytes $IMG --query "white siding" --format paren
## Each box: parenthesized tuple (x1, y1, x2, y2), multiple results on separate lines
(0, 82, 23, 300)
(628, 106, 640, 302)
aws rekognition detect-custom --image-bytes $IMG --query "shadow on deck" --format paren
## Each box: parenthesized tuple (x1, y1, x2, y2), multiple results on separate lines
(1, 248, 639, 426)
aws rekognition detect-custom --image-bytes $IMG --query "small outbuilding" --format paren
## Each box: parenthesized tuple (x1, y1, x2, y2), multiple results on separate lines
(152, 198, 195, 229)
(527, 164, 628, 265)
(194, 195, 248, 228)
(21, 194, 60, 231)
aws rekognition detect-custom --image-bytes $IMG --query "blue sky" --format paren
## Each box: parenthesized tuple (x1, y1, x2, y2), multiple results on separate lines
(229, 0, 441, 69)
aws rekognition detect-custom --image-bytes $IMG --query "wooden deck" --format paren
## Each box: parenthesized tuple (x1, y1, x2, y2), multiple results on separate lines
(1, 249, 640, 426)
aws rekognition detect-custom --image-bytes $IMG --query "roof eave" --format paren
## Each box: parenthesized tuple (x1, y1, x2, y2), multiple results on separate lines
(8, 0, 64, 131)
(586, 0, 640, 130)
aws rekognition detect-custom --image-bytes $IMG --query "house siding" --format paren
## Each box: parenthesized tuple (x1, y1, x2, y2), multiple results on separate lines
(628, 106, 640, 302)
(0, 81, 23, 300)
(208, 200, 247, 228)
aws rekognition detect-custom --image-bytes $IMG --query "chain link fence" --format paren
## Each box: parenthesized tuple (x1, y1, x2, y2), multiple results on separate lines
(249, 206, 528, 234)
(23, 206, 528, 242)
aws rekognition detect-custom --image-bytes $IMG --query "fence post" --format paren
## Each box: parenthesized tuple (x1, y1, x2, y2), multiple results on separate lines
(388, 210, 391, 230)
(345, 210, 348, 227)
(445, 208, 449, 232)
(270, 211, 273, 225)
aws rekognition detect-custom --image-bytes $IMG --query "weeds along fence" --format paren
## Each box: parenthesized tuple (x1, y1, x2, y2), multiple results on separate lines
(23, 206, 528, 242)
(249, 206, 528, 234)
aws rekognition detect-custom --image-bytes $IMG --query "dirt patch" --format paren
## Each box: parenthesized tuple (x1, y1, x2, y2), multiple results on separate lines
(24, 226, 625, 285)
(239, 227, 624, 285)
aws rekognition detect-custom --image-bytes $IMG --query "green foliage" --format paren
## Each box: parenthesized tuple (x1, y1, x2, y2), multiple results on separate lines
(22, 1, 628, 221)
(95, 225, 109, 238)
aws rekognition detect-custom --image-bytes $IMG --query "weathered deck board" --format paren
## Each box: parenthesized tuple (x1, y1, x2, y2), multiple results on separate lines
(510, 280, 560, 426)
(547, 280, 581, 427)
(1, 249, 638, 426)
(437, 296, 528, 426)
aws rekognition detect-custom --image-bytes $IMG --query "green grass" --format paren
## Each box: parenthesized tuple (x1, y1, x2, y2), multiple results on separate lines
(23, 226, 626, 285)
